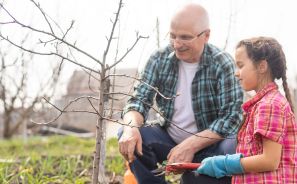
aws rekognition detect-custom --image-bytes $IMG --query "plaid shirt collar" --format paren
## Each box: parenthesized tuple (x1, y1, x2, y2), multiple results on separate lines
(242, 82, 278, 113)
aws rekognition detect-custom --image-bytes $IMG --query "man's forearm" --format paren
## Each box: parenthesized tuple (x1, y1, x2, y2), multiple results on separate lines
(123, 111, 144, 127)
(190, 129, 223, 153)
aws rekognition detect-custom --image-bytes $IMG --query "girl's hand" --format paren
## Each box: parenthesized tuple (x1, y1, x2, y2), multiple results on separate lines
(197, 153, 244, 178)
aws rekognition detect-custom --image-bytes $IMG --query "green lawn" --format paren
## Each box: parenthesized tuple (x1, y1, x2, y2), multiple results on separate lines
(0, 136, 125, 184)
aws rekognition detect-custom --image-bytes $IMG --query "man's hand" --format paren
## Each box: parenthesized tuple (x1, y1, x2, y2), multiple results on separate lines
(119, 111, 144, 162)
(166, 137, 197, 174)
(167, 130, 222, 166)
(167, 136, 197, 164)
(118, 126, 143, 163)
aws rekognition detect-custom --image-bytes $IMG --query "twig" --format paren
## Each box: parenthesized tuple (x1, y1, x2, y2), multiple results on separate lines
(107, 34, 149, 70)
(0, 3, 102, 65)
(0, 34, 100, 74)
(30, 96, 100, 125)
(105, 74, 179, 100)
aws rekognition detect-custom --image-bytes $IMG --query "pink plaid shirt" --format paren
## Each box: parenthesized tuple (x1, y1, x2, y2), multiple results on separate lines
(233, 82, 297, 184)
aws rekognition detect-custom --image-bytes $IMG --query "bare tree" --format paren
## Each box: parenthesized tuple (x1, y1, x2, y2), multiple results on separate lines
(0, 0, 147, 183)
(0, 36, 63, 139)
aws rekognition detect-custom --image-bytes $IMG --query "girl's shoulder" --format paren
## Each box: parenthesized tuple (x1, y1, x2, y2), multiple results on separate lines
(258, 89, 291, 112)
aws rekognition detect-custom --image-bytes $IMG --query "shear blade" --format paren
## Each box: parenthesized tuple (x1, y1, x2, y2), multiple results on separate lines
(151, 166, 166, 176)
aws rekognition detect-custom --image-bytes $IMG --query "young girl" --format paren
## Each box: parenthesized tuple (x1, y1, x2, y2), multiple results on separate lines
(197, 37, 297, 183)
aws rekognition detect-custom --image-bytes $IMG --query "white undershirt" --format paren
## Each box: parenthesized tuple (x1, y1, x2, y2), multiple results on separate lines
(167, 60, 198, 144)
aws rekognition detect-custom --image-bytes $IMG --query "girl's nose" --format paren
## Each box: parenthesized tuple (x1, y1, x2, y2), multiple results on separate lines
(234, 70, 240, 77)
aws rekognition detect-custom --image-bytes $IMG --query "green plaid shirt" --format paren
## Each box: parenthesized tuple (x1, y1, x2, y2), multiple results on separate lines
(123, 43, 243, 137)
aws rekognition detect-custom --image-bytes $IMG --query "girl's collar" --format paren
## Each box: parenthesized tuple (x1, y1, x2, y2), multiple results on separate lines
(242, 82, 278, 112)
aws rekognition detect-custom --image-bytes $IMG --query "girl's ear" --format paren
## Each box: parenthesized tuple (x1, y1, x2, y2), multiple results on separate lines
(258, 59, 268, 74)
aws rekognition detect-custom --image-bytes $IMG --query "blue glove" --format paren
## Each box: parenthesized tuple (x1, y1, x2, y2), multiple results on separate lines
(197, 153, 244, 178)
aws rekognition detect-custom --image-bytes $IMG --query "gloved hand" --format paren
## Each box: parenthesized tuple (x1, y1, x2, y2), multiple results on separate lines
(197, 153, 244, 178)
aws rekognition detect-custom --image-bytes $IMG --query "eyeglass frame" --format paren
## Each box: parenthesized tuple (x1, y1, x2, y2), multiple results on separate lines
(169, 30, 208, 44)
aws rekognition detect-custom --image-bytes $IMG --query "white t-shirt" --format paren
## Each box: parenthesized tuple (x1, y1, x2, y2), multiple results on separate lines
(167, 60, 198, 144)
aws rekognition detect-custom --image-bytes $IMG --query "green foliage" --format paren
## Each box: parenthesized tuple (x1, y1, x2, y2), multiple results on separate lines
(0, 136, 184, 183)
(105, 155, 125, 175)
(0, 135, 95, 158)
(0, 155, 93, 183)
(0, 136, 124, 183)
(105, 138, 125, 175)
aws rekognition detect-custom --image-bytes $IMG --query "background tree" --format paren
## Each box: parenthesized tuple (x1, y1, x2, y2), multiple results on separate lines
(0, 36, 63, 139)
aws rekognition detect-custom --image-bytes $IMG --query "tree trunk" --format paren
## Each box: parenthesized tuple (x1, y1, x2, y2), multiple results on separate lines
(98, 120, 107, 183)
(92, 71, 106, 184)
(3, 116, 11, 139)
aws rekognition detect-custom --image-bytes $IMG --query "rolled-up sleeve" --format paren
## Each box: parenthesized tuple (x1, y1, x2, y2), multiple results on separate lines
(122, 52, 160, 121)
(208, 54, 243, 137)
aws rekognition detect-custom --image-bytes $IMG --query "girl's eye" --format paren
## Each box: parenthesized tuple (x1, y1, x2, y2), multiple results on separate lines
(236, 64, 243, 69)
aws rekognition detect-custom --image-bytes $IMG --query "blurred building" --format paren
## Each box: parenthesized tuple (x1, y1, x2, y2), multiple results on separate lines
(51, 68, 139, 138)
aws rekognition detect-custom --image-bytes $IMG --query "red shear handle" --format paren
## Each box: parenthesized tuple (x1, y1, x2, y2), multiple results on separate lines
(166, 163, 201, 172)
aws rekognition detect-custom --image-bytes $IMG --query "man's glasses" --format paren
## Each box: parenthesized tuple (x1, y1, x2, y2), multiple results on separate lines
(170, 30, 207, 44)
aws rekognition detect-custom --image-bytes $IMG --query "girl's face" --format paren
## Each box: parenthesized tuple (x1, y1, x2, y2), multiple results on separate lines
(234, 46, 259, 92)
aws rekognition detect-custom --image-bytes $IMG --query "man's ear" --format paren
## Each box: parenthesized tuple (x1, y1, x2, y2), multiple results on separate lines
(258, 59, 268, 73)
(204, 29, 210, 42)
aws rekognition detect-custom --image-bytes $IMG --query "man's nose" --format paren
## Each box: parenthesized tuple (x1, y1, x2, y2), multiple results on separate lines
(172, 40, 183, 48)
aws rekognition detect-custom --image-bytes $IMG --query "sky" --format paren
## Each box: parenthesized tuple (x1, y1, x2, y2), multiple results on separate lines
(1, 0, 297, 97)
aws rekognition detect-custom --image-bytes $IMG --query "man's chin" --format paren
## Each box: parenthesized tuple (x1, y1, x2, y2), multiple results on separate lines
(176, 53, 188, 61)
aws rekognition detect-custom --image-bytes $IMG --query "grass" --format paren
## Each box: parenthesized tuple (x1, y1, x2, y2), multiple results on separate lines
(0, 136, 125, 184)
(0, 136, 95, 158)
(105, 138, 125, 176)
(0, 136, 181, 184)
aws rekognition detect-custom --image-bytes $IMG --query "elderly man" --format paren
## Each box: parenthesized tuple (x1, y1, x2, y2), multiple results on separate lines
(118, 3, 243, 184)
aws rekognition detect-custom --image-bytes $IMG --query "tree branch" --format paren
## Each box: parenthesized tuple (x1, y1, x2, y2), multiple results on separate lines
(0, 34, 100, 74)
(105, 74, 179, 100)
(0, 3, 102, 65)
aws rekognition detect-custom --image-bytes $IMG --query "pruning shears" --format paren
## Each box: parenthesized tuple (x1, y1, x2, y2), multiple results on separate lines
(151, 161, 201, 176)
